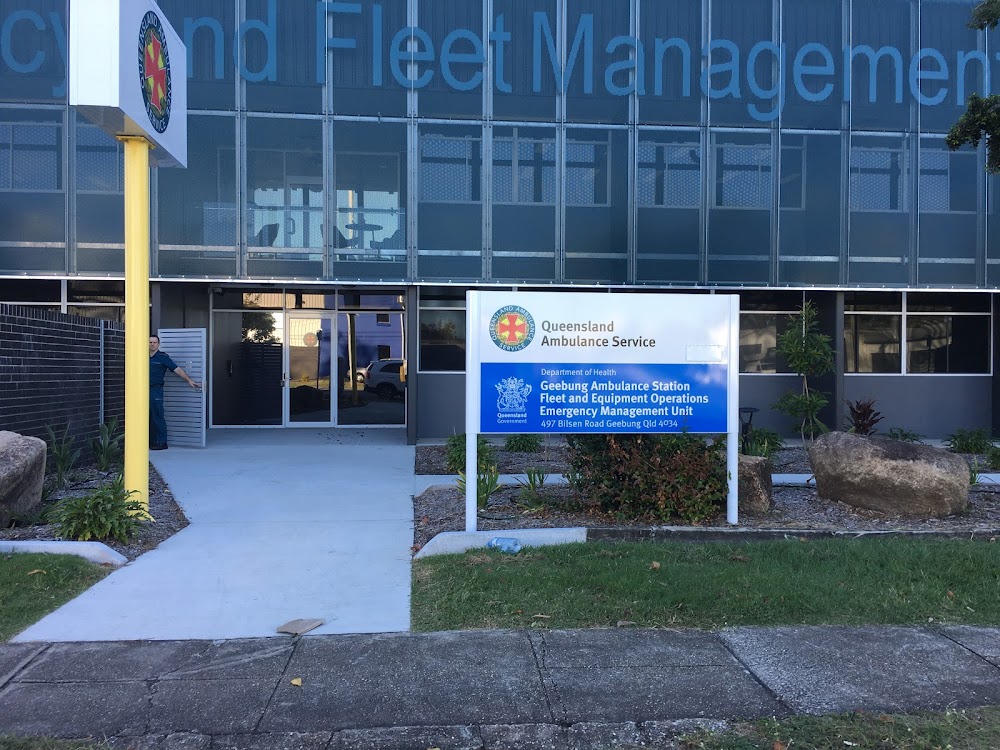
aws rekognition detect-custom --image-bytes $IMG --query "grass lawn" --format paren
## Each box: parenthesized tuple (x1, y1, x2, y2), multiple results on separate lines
(411, 538, 1000, 631)
(0, 554, 108, 642)
(684, 707, 1000, 749)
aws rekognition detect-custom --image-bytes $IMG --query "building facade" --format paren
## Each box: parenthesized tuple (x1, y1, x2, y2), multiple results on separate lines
(1, 0, 998, 439)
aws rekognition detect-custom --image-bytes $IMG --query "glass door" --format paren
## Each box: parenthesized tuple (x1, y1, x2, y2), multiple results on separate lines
(285, 312, 336, 425)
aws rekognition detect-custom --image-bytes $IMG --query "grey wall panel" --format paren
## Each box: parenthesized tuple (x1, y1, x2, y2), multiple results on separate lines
(844, 376, 991, 439)
(738, 374, 802, 437)
(417, 373, 466, 439)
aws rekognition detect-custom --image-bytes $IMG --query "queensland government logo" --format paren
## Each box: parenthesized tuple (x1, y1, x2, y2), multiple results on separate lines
(138, 11, 172, 134)
(495, 376, 532, 425)
(489, 306, 535, 352)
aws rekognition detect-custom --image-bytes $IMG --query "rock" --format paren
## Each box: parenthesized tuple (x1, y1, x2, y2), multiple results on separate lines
(0, 431, 47, 527)
(808, 431, 968, 517)
(738, 455, 773, 515)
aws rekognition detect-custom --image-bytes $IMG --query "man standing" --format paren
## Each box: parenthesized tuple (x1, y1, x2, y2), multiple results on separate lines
(149, 334, 200, 450)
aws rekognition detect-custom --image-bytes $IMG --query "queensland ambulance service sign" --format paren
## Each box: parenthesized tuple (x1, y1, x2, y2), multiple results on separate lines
(69, 0, 187, 167)
(467, 291, 739, 435)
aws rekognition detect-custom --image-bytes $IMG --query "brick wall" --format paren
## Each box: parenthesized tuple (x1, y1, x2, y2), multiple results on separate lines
(0, 304, 125, 457)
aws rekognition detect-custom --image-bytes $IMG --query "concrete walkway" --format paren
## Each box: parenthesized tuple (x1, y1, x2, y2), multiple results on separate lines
(1, 626, 998, 748)
(14, 429, 415, 642)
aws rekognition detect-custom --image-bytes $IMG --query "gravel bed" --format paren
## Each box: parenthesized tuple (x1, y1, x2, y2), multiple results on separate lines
(0, 464, 189, 562)
(412, 445, 1000, 552)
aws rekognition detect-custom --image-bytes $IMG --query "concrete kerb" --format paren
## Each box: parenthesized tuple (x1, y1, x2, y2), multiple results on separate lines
(0, 541, 128, 567)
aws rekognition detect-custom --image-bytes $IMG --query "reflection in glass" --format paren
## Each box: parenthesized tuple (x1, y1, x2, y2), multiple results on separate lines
(419, 309, 466, 371)
(288, 316, 334, 423)
(906, 315, 989, 374)
(845, 315, 902, 373)
(739, 313, 793, 373)
(337, 312, 405, 425)
(212, 311, 284, 425)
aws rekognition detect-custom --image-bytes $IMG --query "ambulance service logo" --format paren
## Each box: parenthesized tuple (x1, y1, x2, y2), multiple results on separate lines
(489, 305, 535, 352)
(139, 11, 172, 134)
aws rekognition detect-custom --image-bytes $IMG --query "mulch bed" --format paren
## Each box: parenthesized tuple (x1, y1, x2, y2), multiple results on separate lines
(0, 464, 189, 562)
(412, 444, 1000, 552)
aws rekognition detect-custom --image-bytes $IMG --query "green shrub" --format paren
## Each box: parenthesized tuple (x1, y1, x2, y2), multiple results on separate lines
(988, 445, 1000, 472)
(456, 465, 501, 510)
(884, 427, 924, 444)
(566, 433, 727, 524)
(445, 433, 495, 473)
(516, 466, 548, 506)
(772, 301, 835, 442)
(91, 418, 123, 472)
(945, 428, 994, 455)
(742, 427, 784, 459)
(504, 433, 543, 453)
(49, 475, 146, 542)
(46, 424, 82, 489)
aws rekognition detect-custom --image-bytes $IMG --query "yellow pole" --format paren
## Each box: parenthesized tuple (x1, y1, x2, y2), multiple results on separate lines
(119, 135, 151, 513)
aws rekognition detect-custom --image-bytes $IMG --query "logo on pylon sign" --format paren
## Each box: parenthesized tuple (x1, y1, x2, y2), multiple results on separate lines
(138, 11, 172, 134)
(489, 306, 535, 352)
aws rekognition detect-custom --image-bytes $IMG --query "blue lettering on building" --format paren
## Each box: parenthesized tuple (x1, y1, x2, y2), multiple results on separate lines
(0, 3, 992, 120)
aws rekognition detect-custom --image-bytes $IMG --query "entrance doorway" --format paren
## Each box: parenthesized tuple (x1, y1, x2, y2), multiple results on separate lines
(209, 289, 407, 429)
(285, 312, 335, 425)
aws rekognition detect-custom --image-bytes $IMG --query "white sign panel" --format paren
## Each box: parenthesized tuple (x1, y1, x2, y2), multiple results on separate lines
(468, 291, 737, 435)
(69, 0, 187, 167)
(464, 291, 742, 530)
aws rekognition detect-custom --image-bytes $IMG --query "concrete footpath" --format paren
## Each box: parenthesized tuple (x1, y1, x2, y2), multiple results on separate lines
(1, 625, 999, 749)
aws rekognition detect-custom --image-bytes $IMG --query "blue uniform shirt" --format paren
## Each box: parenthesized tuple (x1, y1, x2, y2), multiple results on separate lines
(150, 351, 178, 387)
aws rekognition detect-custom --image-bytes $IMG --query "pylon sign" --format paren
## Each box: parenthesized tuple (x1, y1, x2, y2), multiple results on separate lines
(69, 0, 187, 167)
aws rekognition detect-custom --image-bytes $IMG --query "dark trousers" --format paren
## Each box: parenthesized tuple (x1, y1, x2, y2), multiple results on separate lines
(150, 386, 168, 447)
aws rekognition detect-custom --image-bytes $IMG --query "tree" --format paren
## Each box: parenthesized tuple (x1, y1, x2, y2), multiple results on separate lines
(772, 301, 835, 443)
(947, 0, 1000, 170)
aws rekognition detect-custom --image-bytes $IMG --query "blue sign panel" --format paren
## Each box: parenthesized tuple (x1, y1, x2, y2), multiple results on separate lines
(480, 362, 728, 434)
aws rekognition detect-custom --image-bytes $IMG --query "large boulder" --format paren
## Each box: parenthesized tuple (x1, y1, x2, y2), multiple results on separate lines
(0, 431, 47, 526)
(808, 431, 968, 517)
(739, 454, 773, 515)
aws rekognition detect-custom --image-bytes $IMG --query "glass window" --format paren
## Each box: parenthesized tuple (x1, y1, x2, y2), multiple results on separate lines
(845, 314, 902, 373)
(246, 117, 323, 278)
(906, 315, 989, 374)
(492, 126, 557, 282)
(565, 128, 629, 283)
(782, 0, 843, 129)
(418, 124, 483, 280)
(419, 0, 484, 118)
(566, 0, 630, 124)
(419, 308, 466, 372)
(212, 311, 284, 426)
(639, 0, 702, 125)
(0, 110, 65, 273)
(245, 0, 322, 113)
(710, 0, 777, 127)
(848, 135, 912, 285)
(75, 122, 122, 193)
(213, 289, 284, 310)
(332, 120, 407, 280)
(739, 312, 794, 373)
(636, 130, 701, 284)
(920, 0, 985, 134)
(845, 292, 902, 312)
(0, 279, 60, 302)
(159, 0, 237, 110)
(68, 306, 124, 323)
(0, 0, 66, 104)
(493, 0, 558, 121)
(850, 0, 913, 131)
(75, 117, 124, 260)
(708, 132, 772, 284)
(714, 142, 771, 209)
(68, 280, 123, 304)
(779, 133, 841, 285)
(637, 141, 700, 209)
(917, 138, 981, 286)
(331, 0, 408, 117)
(158, 114, 238, 277)
(907, 292, 990, 313)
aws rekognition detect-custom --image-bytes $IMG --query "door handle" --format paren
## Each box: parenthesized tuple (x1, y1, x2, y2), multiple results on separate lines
(285, 215, 297, 237)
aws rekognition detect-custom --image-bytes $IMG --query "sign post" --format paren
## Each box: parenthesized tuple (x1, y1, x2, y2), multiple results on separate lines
(466, 291, 740, 531)
(70, 0, 187, 512)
